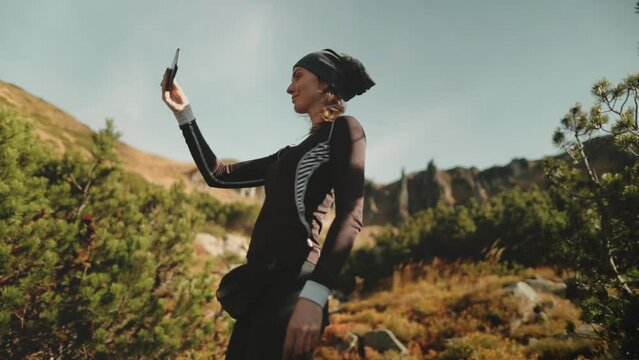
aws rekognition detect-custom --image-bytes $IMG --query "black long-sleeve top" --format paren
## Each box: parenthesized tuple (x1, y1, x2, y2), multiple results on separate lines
(178, 107, 366, 295)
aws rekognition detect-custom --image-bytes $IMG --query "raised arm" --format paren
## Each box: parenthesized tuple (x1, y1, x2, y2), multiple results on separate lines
(160, 73, 284, 189)
(174, 105, 286, 189)
(298, 116, 366, 306)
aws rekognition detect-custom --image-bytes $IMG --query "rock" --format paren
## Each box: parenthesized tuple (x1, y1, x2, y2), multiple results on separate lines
(524, 275, 567, 297)
(533, 305, 549, 323)
(360, 328, 409, 355)
(335, 331, 358, 352)
(194, 232, 249, 258)
(549, 323, 601, 341)
(540, 299, 556, 310)
(510, 319, 522, 330)
(224, 233, 250, 255)
(535, 311, 549, 323)
(363, 136, 624, 227)
(503, 281, 540, 321)
(572, 323, 601, 339)
(504, 281, 539, 305)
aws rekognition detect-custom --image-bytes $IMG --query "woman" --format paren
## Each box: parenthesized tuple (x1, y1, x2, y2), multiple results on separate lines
(161, 49, 374, 360)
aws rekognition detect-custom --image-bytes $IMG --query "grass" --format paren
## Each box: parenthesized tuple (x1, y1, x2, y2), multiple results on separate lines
(0, 80, 608, 359)
(314, 258, 605, 360)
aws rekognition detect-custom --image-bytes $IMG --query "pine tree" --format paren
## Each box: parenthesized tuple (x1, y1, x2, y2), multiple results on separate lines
(544, 73, 639, 357)
(0, 108, 223, 358)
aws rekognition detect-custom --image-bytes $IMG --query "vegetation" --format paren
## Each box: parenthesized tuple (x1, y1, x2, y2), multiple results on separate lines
(190, 192, 260, 237)
(544, 73, 639, 358)
(340, 185, 564, 292)
(1, 71, 636, 358)
(318, 259, 602, 359)
(338, 73, 638, 358)
(0, 108, 229, 358)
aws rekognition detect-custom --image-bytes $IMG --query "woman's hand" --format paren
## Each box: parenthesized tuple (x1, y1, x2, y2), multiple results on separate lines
(161, 68, 190, 113)
(282, 298, 324, 360)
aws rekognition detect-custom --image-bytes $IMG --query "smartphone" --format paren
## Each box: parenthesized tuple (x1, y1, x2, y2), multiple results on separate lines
(165, 48, 180, 91)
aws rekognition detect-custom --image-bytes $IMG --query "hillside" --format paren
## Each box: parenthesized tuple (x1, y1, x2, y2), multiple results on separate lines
(1, 79, 629, 241)
(2, 80, 632, 359)
(365, 135, 632, 226)
(0, 80, 259, 204)
(314, 259, 603, 359)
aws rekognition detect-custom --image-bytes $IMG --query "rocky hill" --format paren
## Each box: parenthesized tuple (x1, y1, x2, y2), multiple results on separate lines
(365, 135, 632, 226)
(2, 80, 629, 230)
(0, 80, 261, 204)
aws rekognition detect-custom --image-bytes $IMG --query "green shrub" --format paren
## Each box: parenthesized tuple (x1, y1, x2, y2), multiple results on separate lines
(340, 186, 565, 293)
(0, 108, 221, 358)
(190, 190, 260, 236)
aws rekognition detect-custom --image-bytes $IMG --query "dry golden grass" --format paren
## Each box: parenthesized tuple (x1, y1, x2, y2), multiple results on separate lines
(1, 80, 606, 359)
(315, 258, 604, 360)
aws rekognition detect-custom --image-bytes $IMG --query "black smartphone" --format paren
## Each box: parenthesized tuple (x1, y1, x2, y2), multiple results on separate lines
(165, 48, 180, 91)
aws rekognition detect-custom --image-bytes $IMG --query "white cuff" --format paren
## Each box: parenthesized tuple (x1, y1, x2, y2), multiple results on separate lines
(174, 104, 195, 126)
(299, 280, 331, 308)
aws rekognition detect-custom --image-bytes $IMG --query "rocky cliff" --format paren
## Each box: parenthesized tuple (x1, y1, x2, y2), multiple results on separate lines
(364, 135, 632, 225)
(2, 80, 628, 228)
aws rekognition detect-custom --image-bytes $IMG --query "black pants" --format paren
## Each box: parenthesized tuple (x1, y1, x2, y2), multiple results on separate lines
(225, 260, 330, 360)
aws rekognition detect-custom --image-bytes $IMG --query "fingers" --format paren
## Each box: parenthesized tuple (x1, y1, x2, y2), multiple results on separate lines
(163, 95, 177, 109)
(310, 330, 320, 353)
(299, 332, 313, 358)
(282, 326, 295, 360)
(283, 300, 326, 360)
(283, 328, 319, 359)
(160, 67, 169, 89)
(161, 68, 170, 100)
(172, 80, 187, 100)
(171, 80, 182, 98)
(292, 331, 306, 357)
(161, 70, 172, 104)
(160, 68, 189, 113)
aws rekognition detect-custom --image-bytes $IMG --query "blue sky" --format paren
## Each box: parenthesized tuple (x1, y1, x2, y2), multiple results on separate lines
(1, 1, 637, 184)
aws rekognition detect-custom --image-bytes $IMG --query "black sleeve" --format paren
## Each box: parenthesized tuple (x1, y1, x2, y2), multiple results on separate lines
(309, 116, 366, 289)
(179, 119, 286, 188)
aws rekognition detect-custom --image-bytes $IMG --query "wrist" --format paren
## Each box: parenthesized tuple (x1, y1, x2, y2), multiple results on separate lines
(299, 280, 331, 308)
(174, 104, 194, 125)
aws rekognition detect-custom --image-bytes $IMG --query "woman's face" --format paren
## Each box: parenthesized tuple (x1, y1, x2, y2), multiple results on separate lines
(287, 66, 326, 114)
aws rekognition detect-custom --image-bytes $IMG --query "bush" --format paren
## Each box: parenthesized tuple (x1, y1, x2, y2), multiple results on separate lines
(0, 109, 221, 358)
(544, 73, 639, 357)
(340, 186, 565, 292)
(190, 193, 260, 236)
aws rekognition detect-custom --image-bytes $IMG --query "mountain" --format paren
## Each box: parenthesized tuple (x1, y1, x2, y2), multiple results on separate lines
(0, 80, 260, 204)
(364, 135, 632, 226)
(2, 80, 628, 232)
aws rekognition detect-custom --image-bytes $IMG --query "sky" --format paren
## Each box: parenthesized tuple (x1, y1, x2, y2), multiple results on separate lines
(0, 1, 637, 184)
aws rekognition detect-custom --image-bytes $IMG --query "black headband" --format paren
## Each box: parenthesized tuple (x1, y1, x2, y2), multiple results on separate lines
(293, 49, 375, 102)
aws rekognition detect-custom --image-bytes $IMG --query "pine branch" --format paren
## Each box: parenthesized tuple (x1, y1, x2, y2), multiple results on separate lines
(75, 161, 98, 219)
(634, 89, 638, 128)
(619, 88, 631, 115)
(573, 131, 600, 185)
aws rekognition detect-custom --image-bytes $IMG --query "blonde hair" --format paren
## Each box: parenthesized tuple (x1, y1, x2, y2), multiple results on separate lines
(309, 88, 346, 134)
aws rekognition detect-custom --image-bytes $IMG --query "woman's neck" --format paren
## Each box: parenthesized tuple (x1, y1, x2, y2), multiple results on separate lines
(308, 107, 323, 127)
